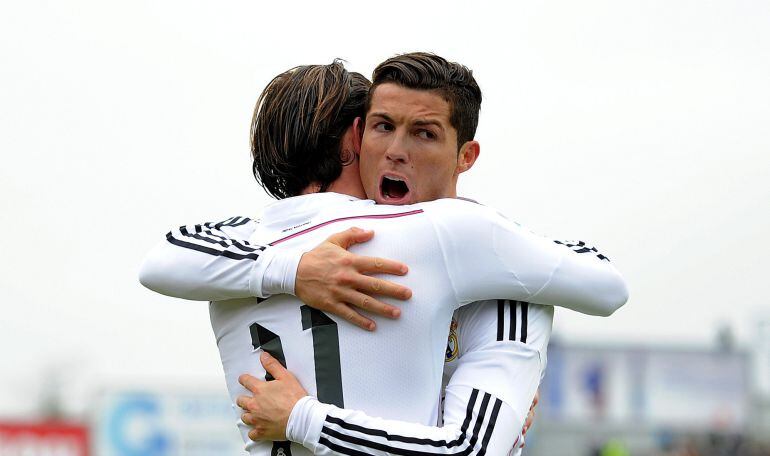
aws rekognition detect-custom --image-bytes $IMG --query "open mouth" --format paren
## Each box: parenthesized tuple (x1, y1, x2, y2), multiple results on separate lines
(380, 175, 410, 203)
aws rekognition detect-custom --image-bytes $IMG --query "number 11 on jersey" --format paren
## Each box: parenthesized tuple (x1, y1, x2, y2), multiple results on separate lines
(249, 305, 345, 407)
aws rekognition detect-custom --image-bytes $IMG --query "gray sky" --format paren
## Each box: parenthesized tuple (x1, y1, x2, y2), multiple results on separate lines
(1, 0, 768, 417)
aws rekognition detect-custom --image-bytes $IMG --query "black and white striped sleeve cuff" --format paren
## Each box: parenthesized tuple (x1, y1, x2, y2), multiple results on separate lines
(288, 392, 505, 455)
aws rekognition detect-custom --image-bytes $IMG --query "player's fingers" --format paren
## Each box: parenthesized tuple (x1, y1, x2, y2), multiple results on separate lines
(236, 395, 253, 411)
(352, 255, 408, 276)
(248, 428, 260, 441)
(325, 227, 374, 250)
(241, 412, 256, 426)
(339, 288, 401, 319)
(349, 274, 411, 301)
(238, 374, 262, 393)
(329, 302, 376, 331)
(260, 351, 289, 380)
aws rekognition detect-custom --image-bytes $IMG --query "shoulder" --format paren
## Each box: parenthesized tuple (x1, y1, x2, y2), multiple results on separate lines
(418, 197, 493, 213)
(417, 198, 515, 229)
(172, 215, 259, 240)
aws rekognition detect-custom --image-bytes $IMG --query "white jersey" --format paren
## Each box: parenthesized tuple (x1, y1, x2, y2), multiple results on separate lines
(286, 300, 553, 456)
(140, 192, 627, 455)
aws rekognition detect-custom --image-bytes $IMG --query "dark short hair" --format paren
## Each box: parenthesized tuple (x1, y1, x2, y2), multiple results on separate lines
(367, 52, 482, 148)
(251, 60, 371, 199)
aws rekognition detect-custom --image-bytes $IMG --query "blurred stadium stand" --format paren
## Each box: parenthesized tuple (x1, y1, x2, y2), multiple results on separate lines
(2, 321, 769, 455)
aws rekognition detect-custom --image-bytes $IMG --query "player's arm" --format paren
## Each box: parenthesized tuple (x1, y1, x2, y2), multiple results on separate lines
(429, 199, 629, 316)
(237, 304, 550, 455)
(237, 351, 534, 456)
(281, 304, 552, 456)
(139, 219, 410, 329)
(289, 387, 521, 455)
(441, 301, 554, 455)
(138, 216, 273, 301)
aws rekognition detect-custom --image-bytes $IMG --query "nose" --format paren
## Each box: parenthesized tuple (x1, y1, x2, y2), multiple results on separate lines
(385, 133, 409, 164)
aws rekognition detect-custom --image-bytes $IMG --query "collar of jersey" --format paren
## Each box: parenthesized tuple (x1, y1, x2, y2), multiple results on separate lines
(258, 192, 365, 227)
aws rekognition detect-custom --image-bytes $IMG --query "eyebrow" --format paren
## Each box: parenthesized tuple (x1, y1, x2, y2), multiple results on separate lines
(367, 112, 394, 123)
(413, 119, 445, 131)
(368, 112, 445, 131)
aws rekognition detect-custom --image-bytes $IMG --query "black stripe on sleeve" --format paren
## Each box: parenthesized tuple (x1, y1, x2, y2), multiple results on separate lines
(206, 216, 252, 228)
(318, 391, 500, 455)
(201, 228, 259, 252)
(191, 224, 228, 243)
(520, 302, 529, 343)
(496, 300, 505, 341)
(228, 216, 253, 228)
(508, 301, 516, 342)
(178, 224, 261, 253)
(476, 399, 502, 456)
(466, 393, 491, 451)
(323, 389, 479, 448)
(164, 216, 264, 260)
(212, 216, 237, 230)
(554, 239, 612, 261)
(317, 437, 371, 456)
(165, 232, 263, 260)
(179, 226, 230, 248)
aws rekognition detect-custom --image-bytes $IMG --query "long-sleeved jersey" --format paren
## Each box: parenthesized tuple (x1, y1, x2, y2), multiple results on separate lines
(139, 192, 627, 455)
(286, 300, 553, 456)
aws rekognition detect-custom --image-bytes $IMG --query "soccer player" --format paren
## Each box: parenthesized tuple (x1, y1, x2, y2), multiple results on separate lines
(140, 54, 628, 455)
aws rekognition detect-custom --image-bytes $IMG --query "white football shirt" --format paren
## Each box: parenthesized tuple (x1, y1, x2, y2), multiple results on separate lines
(286, 300, 553, 456)
(141, 192, 627, 455)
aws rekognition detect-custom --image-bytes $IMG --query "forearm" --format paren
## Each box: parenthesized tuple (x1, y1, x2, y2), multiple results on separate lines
(527, 244, 628, 316)
(287, 388, 520, 456)
(438, 204, 628, 315)
(138, 217, 300, 301)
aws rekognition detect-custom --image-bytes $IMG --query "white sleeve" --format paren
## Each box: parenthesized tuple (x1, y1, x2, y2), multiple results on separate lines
(427, 199, 629, 316)
(286, 388, 521, 456)
(138, 216, 302, 301)
(284, 302, 552, 456)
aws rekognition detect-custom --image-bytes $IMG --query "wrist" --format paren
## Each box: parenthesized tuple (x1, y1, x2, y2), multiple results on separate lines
(286, 396, 334, 449)
(259, 248, 303, 296)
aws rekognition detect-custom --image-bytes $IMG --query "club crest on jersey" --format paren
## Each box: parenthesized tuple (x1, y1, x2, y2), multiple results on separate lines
(445, 319, 459, 362)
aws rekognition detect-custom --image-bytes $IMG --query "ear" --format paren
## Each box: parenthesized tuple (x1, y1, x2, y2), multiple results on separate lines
(456, 140, 480, 175)
(352, 117, 363, 157)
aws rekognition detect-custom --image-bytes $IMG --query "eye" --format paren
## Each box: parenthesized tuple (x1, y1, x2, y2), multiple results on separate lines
(374, 122, 394, 132)
(416, 129, 436, 140)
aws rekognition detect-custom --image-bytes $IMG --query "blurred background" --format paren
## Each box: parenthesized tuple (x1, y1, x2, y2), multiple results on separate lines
(1, 0, 768, 454)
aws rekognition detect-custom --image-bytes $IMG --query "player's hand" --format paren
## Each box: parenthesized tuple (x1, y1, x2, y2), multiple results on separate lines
(520, 390, 539, 447)
(236, 352, 308, 442)
(296, 227, 412, 331)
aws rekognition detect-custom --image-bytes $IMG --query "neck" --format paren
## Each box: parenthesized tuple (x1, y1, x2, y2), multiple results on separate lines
(302, 157, 366, 198)
(327, 180, 366, 199)
(300, 181, 365, 199)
